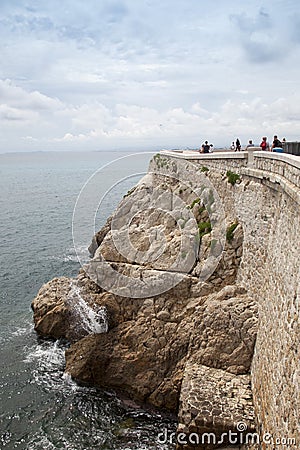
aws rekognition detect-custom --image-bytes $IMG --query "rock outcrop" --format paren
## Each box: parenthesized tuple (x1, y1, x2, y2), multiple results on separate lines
(32, 155, 259, 449)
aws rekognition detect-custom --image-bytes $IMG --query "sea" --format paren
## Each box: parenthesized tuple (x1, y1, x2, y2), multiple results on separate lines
(0, 150, 176, 450)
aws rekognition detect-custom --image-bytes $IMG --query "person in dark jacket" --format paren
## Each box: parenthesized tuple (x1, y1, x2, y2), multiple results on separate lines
(235, 138, 241, 151)
(201, 140, 211, 153)
(271, 135, 283, 151)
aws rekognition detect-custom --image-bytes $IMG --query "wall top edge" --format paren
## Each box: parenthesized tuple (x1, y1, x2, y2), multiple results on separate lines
(160, 150, 247, 159)
(159, 149, 300, 170)
(254, 151, 300, 169)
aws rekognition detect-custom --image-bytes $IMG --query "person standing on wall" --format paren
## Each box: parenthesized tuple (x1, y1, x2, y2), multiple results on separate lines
(235, 138, 241, 152)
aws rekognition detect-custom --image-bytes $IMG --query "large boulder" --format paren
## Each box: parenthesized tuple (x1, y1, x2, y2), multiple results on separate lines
(63, 285, 257, 417)
(31, 277, 71, 339)
(31, 276, 108, 342)
(65, 281, 203, 411)
(188, 285, 258, 375)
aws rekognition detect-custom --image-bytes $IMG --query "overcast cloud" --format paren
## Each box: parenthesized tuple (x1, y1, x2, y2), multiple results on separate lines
(0, 0, 300, 152)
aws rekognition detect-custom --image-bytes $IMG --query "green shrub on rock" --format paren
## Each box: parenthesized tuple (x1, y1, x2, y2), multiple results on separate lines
(226, 170, 241, 186)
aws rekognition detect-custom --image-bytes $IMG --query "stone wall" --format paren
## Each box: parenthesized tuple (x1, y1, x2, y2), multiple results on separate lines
(160, 150, 299, 449)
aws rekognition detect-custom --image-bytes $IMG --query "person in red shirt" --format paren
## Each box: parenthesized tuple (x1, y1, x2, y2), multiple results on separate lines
(260, 137, 270, 151)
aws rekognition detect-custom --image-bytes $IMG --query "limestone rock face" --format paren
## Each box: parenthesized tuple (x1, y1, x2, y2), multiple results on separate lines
(88, 216, 112, 257)
(65, 277, 202, 411)
(63, 284, 258, 418)
(31, 277, 71, 339)
(31, 276, 108, 342)
(188, 286, 258, 375)
(93, 181, 199, 275)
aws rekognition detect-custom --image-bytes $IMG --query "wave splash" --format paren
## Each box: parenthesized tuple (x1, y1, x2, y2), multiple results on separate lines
(67, 281, 108, 335)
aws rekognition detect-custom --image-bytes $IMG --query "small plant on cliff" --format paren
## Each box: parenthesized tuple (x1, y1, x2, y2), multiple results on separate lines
(200, 166, 209, 172)
(226, 170, 241, 186)
(198, 220, 212, 238)
(226, 222, 239, 242)
(189, 197, 201, 209)
(198, 205, 206, 215)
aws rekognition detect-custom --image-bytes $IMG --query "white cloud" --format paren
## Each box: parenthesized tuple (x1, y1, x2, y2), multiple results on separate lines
(45, 96, 300, 149)
(0, 1, 300, 152)
(1, 74, 300, 152)
(0, 79, 63, 111)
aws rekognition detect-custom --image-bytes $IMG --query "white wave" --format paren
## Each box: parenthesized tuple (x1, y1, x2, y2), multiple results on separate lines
(24, 340, 65, 367)
(67, 281, 108, 334)
(27, 435, 56, 450)
(61, 372, 81, 393)
(65, 245, 90, 263)
(0, 320, 34, 344)
(47, 245, 89, 263)
(11, 323, 34, 337)
(23, 341, 73, 392)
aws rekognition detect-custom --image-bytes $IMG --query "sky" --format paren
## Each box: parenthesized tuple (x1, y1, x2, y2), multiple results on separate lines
(1, 0, 300, 153)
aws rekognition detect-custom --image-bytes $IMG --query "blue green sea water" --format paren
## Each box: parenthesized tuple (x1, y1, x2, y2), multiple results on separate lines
(0, 150, 175, 450)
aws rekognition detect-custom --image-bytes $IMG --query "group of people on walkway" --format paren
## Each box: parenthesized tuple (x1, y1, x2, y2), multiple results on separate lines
(230, 136, 286, 152)
(198, 136, 287, 153)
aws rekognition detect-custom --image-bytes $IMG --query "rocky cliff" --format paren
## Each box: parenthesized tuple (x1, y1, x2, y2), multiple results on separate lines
(32, 154, 260, 449)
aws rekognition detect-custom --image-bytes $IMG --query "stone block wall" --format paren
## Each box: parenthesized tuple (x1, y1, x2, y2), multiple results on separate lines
(254, 152, 300, 188)
(160, 151, 299, 449)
